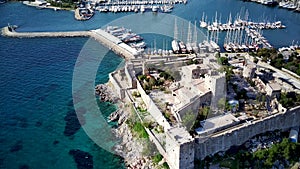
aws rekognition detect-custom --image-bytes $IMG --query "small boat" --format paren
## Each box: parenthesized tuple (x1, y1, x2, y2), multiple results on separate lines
(130, 41, 146, 48)
(186, 43, 193, 53)
(287, 4, 297, 10)
(160, 5, 173, 13)
(199, 12, 208, 28)
(140, 5, 145, 13)
(171, 40, 180, 53)
(152, 5, 159, 12)
(178, 41, 187, 53)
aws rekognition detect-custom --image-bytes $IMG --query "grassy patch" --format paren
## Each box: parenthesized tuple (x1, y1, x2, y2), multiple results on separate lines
(132, 122, 148, 139)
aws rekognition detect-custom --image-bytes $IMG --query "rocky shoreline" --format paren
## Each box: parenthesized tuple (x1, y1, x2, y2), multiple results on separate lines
(113, 120, 155, 169)
(95, 84, 119, 103)
(96, 83, 156, 169)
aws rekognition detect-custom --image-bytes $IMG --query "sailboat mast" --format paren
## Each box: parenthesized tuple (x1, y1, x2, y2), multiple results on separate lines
(193, 20, 197, 44)
(187, 21, 192, 43)
(174, 18, 178, 40)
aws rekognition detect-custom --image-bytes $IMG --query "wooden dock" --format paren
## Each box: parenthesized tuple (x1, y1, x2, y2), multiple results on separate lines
(1, 26, 135, 60)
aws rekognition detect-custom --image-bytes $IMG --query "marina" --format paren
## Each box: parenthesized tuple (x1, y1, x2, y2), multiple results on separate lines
(199, 10, 286, 52)
(223, 27, 272, 52)
(200, 11, 286, 32)
(74, 0, 186, 20)
(243, 0, 300, 12)
(94, 0, 186, 13)
(2, 24, 206, 59)
(96, 4, 174, 13)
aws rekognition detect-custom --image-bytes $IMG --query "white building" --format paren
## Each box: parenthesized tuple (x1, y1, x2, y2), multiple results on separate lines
(243, 64, 256, 78)
(266, 82, 281, 99)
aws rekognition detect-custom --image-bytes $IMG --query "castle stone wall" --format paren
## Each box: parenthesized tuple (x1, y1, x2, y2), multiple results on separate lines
(195, 106, 300, 160)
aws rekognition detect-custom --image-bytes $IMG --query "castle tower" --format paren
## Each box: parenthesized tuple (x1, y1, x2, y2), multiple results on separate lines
(205, 70, 226, 110)
(165, 127, 194, 169)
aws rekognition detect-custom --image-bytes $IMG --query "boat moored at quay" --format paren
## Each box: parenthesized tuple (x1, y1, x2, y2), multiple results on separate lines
(200, 11, 286, 32)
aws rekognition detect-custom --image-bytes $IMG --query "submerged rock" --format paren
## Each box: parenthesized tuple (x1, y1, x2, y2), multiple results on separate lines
(35, 121, 43, 127)
(69, 149, 93, 169)
(19, 164, 30, 169)
(10, 140, 23, 152)
(75, 107, 87, 126)
(63, 109, 81, 137)
(53, 140, 59, 145)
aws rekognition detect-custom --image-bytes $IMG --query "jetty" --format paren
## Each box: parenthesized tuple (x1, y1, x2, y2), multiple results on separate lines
(1, 26, 135, 60)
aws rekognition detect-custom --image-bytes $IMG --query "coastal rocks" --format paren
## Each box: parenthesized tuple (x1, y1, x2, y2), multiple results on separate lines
(108, 109, 121, 122)
(110, 102, 154, 168)
(118, 112, 127, 126)
(114, 122, 153, 169)
(95, 84, 118, 103)
(108, 104, 128, 125)
(108, 109, 127, 124)
(69, 149, 93, 169)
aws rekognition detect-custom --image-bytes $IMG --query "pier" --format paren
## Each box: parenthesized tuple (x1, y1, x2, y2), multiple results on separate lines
(1, 26, 135, 60)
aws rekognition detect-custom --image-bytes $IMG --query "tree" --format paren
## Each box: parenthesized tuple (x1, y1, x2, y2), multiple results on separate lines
(138, 74, 147, 81)
(182, 110, 197, 131)
(236, 89, 248, 100)
(223, 66, 233, 81)
(218, 57, 229, 65)
(143, 82, 150, 91)
(195, 106, 210, 124)
(254, 57, 259, 64)
(217, 98, 226, 110)
(279, 92, 294, 108)
(149, 77, 157, 89)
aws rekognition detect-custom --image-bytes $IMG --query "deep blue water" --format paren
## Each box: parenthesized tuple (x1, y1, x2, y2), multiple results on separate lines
(0, 1, 299, 169)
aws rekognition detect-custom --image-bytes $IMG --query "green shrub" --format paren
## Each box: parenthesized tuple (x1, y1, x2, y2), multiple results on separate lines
(153, 153, 163, 164)
(162, 162, 170, 169)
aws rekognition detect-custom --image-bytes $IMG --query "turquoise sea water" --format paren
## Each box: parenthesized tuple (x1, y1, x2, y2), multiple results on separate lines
(0, 36, 125, 168)
(0, 1, 299, 169)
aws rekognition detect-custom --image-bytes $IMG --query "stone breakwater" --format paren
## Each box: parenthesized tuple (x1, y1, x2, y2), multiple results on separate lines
(1, 26, 135, 60)
(1, 26, 91, 38)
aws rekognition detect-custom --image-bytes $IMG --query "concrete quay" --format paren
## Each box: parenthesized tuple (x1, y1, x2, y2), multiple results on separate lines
(1, 26, 135, 60)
